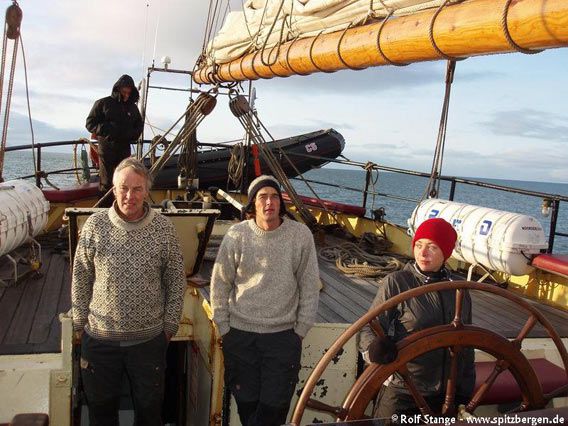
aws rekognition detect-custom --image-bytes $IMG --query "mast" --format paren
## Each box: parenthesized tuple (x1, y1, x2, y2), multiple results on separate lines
(194, 0, 568, 85)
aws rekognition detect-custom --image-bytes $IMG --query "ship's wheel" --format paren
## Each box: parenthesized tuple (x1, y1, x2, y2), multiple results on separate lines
(291, 281, 568, 425)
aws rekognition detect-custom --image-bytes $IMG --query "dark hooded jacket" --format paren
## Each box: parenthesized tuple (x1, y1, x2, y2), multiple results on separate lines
(357, 262, 475, 400)
(85, 74, 143, 144)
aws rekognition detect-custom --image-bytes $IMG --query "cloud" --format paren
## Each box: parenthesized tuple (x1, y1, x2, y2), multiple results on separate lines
(6, 1, 566, 185)
(6, 111, 82, 149)
(339, 141, 568, 183)
(481, 109, 568, 142)
(262, 123, 326, 139)
(549, 169, 568, 182)
(309, 119, 354, 130)
(254, 63, 498, 95)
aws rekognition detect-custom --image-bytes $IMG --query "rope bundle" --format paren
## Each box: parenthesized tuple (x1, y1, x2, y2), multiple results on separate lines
(227, 142, 245, 188)
(319, 233, 407, 279)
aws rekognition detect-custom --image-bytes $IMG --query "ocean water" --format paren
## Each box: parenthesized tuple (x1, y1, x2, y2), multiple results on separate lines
(4, 151, 568, 252)
(291, 168, 568, 253)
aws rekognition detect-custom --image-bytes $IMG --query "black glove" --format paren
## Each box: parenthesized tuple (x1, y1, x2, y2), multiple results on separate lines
(368, 335, 398, 364)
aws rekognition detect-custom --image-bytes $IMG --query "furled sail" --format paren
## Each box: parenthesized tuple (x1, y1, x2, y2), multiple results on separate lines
(194, 0, 568, 84)
(205, 0, 447, 65)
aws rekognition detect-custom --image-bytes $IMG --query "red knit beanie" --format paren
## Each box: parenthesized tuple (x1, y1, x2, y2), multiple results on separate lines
(412, 218, 457, 260)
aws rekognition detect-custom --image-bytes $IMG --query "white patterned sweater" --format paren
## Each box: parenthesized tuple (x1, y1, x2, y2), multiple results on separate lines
(72, 204, 186, 340)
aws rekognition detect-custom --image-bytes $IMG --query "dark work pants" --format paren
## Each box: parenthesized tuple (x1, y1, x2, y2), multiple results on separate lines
(80, 333, 167, 426)
(222, 328, 302, 426)
(97, 140, 131, 206)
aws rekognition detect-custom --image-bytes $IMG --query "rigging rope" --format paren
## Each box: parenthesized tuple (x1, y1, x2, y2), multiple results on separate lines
(425, 59, 456, 200)
(0, 2, 22, 183)
(363, 161, 380, 212)
(147, 91, 216, 178)
(19, 33, 38, 182)
(228, 91, 319, 228)
(95, 90, 217, 207)
(73, 142, 91, 184)
(255, 114, 344, 224)
(177, 98, 199, 183)
(227, 142, 245, 189)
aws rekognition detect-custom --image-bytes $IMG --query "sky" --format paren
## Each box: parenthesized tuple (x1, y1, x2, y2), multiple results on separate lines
(5, 0, 568, 183)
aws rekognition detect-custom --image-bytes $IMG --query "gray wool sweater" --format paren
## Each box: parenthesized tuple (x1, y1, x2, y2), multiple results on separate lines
(211, 217, 320, 338)
(71, 204, 186, 340)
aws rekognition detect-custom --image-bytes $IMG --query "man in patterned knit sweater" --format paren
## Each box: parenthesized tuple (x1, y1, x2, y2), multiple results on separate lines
(72, 158, 186, 426)
(211, 175, 320, 426)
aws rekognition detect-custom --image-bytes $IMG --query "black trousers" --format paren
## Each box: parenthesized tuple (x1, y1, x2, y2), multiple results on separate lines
(97, 140, 131, 205)
(222, 328, 302, 426)
(80, 333, 168, 426)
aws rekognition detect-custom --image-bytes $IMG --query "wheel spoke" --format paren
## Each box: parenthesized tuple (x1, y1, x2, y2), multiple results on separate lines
(370, 318, 385, 338)
(544, 383, 568, 400)
(513, 315, 537, 347)
(293, 280, 567, 424)
(466, 359, 509, 412)
(452, 288, 465, 328)
(442, 346, 462, 415)
(306, 398, 348, 420)
(399, 366, 434, 416)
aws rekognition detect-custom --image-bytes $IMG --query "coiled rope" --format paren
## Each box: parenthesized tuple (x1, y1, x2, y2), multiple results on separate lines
(319, 233, 407, 279)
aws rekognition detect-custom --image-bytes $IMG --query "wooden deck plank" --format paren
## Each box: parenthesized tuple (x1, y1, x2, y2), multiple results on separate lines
(470, 293, 528, 330)
(318, 262, 568, 338)
(316, 296, 346, 323)
(477, 288, 568, 324)
(0, 282, 27, 345)
(43, 256, 73, 353)
(318, 293, 361, 323)
(5, 232, 566, 356)
(3, 252, 59, 345)
(0, 250, 71, 354)
(319, 268, 373, 312)
(320, 263, 379, 300)
(470, 291, 552, 337)
(320, 282, 368, 320)
(3, 272, 47, 344)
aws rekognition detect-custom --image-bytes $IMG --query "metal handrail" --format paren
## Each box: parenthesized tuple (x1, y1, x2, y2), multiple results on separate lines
(5, 139, 566, 252)
(286, 154, 566, 253)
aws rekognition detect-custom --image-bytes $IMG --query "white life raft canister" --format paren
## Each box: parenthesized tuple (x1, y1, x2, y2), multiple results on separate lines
(0, 180, 50, 257)
(408, 199, 548, 276)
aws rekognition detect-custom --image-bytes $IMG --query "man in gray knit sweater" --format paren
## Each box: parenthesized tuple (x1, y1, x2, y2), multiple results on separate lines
(72, 158, 186, 426)
(211, 175, 320, 426)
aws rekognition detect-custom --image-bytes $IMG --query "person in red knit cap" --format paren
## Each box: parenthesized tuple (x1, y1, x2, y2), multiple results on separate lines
(357, 218, 475, 422)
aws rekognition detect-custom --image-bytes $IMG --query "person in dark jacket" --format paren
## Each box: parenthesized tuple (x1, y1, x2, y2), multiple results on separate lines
(86, 74, 143, 204)
(357, 218, 475, 421)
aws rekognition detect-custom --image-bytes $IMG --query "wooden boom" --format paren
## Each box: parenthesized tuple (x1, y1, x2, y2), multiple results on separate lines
(193, 0, 568, 84)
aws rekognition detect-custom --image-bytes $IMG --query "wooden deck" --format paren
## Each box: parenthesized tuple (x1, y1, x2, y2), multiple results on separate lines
(1, 241, 567, 356)
(316, 261, 568, 338)
(199, 257, 568, 339)
(0, 249, 70, 355)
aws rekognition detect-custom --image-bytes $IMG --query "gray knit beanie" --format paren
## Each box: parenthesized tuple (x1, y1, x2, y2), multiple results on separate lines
(245, 175, 286, 216)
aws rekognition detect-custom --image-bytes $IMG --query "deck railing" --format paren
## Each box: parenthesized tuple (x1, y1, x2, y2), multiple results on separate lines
(5, 140, 567, 253)
(284, 152, 568, 254)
